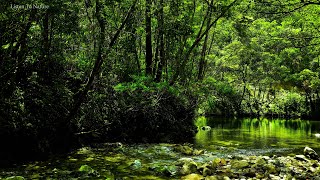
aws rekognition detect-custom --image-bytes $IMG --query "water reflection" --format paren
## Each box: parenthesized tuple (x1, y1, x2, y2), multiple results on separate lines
(195, 117, 320, 154)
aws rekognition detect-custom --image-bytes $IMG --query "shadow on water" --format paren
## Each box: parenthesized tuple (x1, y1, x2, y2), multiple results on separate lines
(195, 117, 320, 156)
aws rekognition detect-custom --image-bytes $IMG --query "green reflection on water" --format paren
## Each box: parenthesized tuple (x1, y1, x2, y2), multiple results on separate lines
(195, 117, 320, 154)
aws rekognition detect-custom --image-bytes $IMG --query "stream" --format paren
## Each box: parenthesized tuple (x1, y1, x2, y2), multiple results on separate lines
(1, 118, 320, 179)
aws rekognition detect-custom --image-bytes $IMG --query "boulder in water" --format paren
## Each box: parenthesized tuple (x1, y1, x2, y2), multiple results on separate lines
(304, 147, 320, 160)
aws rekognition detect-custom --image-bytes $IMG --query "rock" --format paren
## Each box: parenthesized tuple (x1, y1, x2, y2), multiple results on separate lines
(175, 145, 194, 155)
(180, 160, 198, 175)
(205, 176, 218, 180)
(231, 160, 249, 169)
(78, 164, 98, 176)
(295, 155, 309, 162)
(212, 158, 227, 167)
(202, 167, 212, 176)
(255, 157, 266, 166)
(198, 163, 213, 176)
(5, 176, 25, 180)
(177, 158, 195, 165)
(304, 147, 320, 160)
(269, 174, 281, 180)
(78, 165, 94, 173)
(181, 173, 204, 180)
(76, 147, 92, 155)
(131, 159, 142, 170)
(262, 156, 270, 160)
(193, 149, 204, 155)
(264, 163, 277, 174)
(243, 168, 256, 178)
(162, 165, 178, 176)
(201, 126, 211, 131)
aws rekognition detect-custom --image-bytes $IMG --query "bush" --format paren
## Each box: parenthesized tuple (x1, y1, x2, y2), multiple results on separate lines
(77, 76, 197, 144)
(196, 77, 242, 117)
(268, 91, 307, 118)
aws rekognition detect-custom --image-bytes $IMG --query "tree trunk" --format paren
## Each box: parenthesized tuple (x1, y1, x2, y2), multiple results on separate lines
(145, 0, 153, 75)
(155, 0, 165, 82)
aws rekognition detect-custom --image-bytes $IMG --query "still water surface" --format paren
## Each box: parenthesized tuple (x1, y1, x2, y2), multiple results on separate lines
(195, 118, 320, 155)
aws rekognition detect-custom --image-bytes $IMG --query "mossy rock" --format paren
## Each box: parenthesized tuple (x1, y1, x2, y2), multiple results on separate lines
(79, 164, 95, 174)
(231, 160, 249, 169)
(197, 163, 214, 176)
(181, 173, 203, 180)
(180, 160, 198, 175)
(175, 145, 194, 155)
(212, 158, 227, 168)
(264, 164, 277, 174)
(193, 149, 205, 156)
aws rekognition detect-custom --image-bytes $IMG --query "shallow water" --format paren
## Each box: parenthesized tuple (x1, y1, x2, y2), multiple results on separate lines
(195, 117, 320, 156)
(1, 118, 320, 179)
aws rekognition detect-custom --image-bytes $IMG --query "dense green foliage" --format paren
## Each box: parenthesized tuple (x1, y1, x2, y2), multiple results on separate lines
(0, 0, 319, 163)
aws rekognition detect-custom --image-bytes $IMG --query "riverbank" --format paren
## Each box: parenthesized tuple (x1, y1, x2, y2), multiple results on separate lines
(1, 144, 320, 179)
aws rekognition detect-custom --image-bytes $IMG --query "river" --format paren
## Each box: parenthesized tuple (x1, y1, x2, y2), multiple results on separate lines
(195, 117, 320, 156)
(1, 117, 319, 179)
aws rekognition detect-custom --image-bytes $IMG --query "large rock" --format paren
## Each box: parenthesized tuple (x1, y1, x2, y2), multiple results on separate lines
(304, 147, 320, 160)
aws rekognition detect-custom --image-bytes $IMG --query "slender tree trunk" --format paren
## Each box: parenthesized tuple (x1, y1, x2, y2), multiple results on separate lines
(155, 0, 165, 82)
(198, 0, 214, 81)
(42, 10, 50, 60)
(145, 0, 153, 75)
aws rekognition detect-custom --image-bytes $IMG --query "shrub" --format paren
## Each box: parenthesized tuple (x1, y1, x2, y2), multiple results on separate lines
(78, 76, 197, 144)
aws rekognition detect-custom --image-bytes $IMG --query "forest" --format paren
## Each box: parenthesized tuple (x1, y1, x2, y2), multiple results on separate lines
(1, 0, 320, 179)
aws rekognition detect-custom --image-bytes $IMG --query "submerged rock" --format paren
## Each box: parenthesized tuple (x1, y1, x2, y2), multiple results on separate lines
(304, 147, 320, 160)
